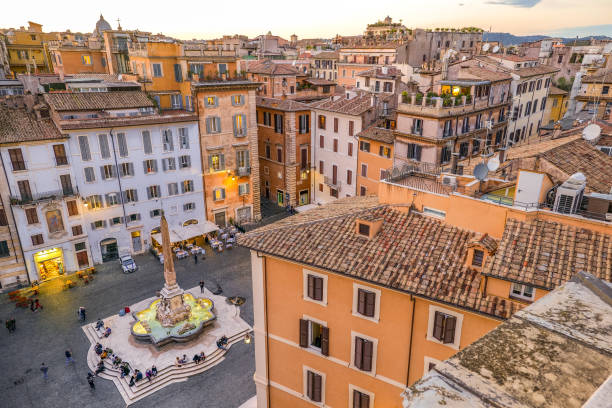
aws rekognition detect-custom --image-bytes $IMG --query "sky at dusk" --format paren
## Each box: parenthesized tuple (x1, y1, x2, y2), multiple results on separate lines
(2, 0, 611, 40)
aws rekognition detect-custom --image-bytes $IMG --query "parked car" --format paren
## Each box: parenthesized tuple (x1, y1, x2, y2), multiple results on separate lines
(119, 254, 138, 273)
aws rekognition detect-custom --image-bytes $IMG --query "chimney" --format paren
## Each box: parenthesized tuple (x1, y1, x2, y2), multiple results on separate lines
(24, 93, 35, 113)
(498, 147, 506, 164)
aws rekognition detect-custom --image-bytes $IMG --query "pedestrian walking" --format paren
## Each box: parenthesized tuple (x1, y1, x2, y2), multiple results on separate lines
(194, 253, 198, 264)
(199, 280, 205, 293)
(8, 317, 16, 332)
(65, 349, 74, 365)
(35, 299, 42, 311)
(30, 299, 35, 312)
(87, 373, 95, 389)
(78, 306, 86, 321)
(40, 363, 48, 379)
(5, 319, 10, 333)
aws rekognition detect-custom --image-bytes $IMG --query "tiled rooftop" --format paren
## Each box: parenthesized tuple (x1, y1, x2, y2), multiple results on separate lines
(304, 78, 336, 86)
(309, 92, 374, 116)
(247, 60, 300, 75)
(548, 85, 568, 95)
(256, 97, 311, 112)
(58, 111, 197, 130)
(357, 126, 395, 144)
(460, 67, 512, 82)
(44, 91, 153, 111)
(239, 199, 523, 319)
(483, 218, 612, 289)
(313, 51, 339, 60)
(0, 100, 63, 144)
(356, 66, 401, 79)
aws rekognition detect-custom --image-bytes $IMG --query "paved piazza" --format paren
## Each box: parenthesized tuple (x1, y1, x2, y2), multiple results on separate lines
(0, 245, 257, 408)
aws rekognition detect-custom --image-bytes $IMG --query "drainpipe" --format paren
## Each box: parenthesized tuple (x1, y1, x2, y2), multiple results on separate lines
(0, 154, 30, 285)
(405, 294, 416, 386)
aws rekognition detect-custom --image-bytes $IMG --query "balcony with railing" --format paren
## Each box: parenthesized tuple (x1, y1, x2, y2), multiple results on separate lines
(10, 187, 78, 206)
(324, 176, 342, 189)
(236, 166, 251, 177)
(399, 92, 499, 117)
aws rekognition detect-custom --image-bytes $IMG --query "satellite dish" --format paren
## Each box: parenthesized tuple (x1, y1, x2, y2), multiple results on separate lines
(474, 163, 488, 181)
(492, 45, 500, 53)
(487, 157, 500, 171)
(482, 43, 490, 52)
(582, 124, 601, 141)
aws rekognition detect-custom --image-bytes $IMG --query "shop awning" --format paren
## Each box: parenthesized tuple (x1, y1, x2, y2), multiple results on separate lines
(151, 220, 219, 245)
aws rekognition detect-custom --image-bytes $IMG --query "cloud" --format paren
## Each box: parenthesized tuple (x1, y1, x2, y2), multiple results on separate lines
(485, 0, 541, 7)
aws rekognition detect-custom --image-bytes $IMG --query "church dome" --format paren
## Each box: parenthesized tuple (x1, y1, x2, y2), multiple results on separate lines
(94, 14, 112, 37)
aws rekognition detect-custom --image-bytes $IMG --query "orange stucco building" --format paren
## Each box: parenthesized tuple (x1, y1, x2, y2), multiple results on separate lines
(256, 97, 312, 207)
(193, 80, 261, 226)
(239, 164, 611, 407)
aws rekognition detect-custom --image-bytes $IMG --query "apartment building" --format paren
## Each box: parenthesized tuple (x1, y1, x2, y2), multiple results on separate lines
(310, 92, 378, 203)
(395, 63, 512, 167)
(576, 67, 612, 120)
(239, 153, 610, 407)
(0, 96, 91, 282)
(246, 60, 300, 98)
(193, 80, 261, 226)
(311, 51, 338, 81)
(0, 32, 10, 79)
(542, 85, 568, 124)
(256, 97, 311, 208)
(2, 21, 55, 75)
(474, 55, 559, 144)
(356, 126, 394, 197)
(48, 32, 108, 76)
(43, 91, 204, 264)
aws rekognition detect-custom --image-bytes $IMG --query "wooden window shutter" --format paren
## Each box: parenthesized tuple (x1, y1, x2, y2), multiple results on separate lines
(307, 371, 313, 399)
(365, 291, 376, 317)
(348, 142, 353, 156)
(354, 337, 363, 370)
(334, 117, 338, 132)
(313, 276, 323, 301)
(307, 274, 315, 299)
(313, 373, 322, 402)
(319, 135, 324, 148)
(349, 121, 354, 136)
(357, 289, 366, 315)
(360, 392, 370, 407)
(299, 319, 309, 347)
(433, 311, 444, 341)
(320, 326, 329, 356)
(362, 339, 373, 371)
(443, 315, 456, 344)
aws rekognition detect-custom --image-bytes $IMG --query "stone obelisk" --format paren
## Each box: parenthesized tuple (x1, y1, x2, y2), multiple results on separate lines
(156, 214, 190, 327)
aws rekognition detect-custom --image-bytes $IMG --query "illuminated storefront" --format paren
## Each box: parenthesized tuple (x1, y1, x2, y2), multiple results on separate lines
(33, 248, 64, 281)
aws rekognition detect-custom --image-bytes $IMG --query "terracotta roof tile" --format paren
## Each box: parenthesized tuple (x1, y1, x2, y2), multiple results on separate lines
(0, 100, 63, 144)
(357, 126, 395, 144)
(256, 97, 311, 112)
(247, 60, 300, 75)
(483, 218, 612, 289)
(309, 92, 374, 116)
(548, 85, 568, 96)
(313, 51, 339, 59)
(239, 199, 521, 319)
(356, 66, 401, 79)
(463, 67, 512, 82)
(44, 91, 153, 111)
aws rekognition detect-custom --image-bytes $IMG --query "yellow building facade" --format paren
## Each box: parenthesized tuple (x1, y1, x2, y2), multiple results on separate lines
(4, 22, 54, 75)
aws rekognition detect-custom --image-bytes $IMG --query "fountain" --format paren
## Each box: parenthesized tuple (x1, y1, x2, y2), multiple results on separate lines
(131, 214, 216, 346)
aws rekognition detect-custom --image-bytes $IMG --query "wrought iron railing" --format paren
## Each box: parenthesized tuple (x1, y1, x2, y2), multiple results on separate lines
(10, 187, 78, 205)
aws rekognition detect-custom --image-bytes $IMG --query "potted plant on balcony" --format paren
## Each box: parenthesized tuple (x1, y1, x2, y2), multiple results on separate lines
(454, 97, 463, 106)
(443, 95, 452, 107)
(415, 93, 423, 104)
(401, 91, 409, 103)
(465, 94, 472, 104)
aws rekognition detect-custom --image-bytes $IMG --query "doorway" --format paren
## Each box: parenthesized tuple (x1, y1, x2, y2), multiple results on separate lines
(34, 248, 64, 281)
(277, 189, 284, 207)
(214, 211, 226, 227)
(131, 231, 142, 252)
(299, 190, 309, 205)
(100, 238, 118, 262)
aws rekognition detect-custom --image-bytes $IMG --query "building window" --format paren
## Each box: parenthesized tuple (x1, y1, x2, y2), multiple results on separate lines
(205, 96, 218, 107)
(212, 188, 226, 201)
(378, 145, 390, 158)
(347, 169, 352, 185)
(17, 180, 32, 201)
(8, 148, 26, 171)
(162, 129, 174, 151)
(472, 249, 484, 267)
(0, 209, 7, 226)
(359, 141, 370, 152)
(318, 115, 326, 129)
(143, 159, 157, 174)
(350, 387, 373, 408)
(304, 369, 323, 403)
(109, 217, 122, 226)
(142, 131, 153, 154)
(152, 63, 162, 77)
(333, 139, 338, 152)
(81, 55, 92, 65)
(105, 192, 120, 206)
(299, 318, 329, 356)
(303, 270, 327, 305)
(234, 114, 247, 137)
(231, 95, 244, 106)
(511, 283, 535, 301)
(100, 164, 116, 180)
(353, 284, 380, 321)
(119, 162, 134, 177)
(72, 225, 83, 236)
(209, 153, 224, 171)
(352, 334, 375, 372)
(181, 180, 194, 193)
(31, 234, 44, 246)
(349, 121, 354, 136)
(206, 116, 221, 133)
(361, 164, 367, 177)
(179, 155, 191, 169)
(183, 202, 196, 211)
(150, 209, 161, 218)
(25, 208, 39, 224)
(238, 183, 250, 196)
(53, 144, 68, 166)
(168, 182, 179, 196)
(319, 160, 324, 174)
(348, 142, 353, 156)
(147, 185, 161, 199)
(124, 189, 138, 203)
(178, 128, 189, 149)
(298, 114, 310, 134)
(427, 305, 463, 349)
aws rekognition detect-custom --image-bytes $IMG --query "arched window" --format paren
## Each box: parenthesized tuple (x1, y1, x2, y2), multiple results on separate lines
(183, 219, 198, 226)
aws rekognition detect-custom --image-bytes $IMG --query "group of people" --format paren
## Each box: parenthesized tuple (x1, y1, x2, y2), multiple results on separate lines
(29, 299, 43, 312)
(77, 306, 87, 321)
(4, 318, 16, 333)
(216, 335, 229, 351)
(175, 351, 207, 367)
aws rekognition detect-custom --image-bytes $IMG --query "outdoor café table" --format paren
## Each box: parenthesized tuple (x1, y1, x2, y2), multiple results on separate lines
(190, 246, 203, 255)
(220, 233, 228, 241)
(186, 244, 194, 250)
(226, 236, 235, 244)
(172, 247, 181, 253)
(211, 240, 223, 252)
(176, 250, 188, 259)
(229, 227, 238, 234)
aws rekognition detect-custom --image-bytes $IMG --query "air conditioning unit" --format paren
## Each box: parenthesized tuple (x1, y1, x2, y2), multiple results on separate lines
(606, 213, 612, 221)
(553, 173, 586, 214)
(442, 175, 457, 187)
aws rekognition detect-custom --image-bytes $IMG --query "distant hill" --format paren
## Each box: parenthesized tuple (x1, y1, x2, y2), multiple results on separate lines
(483, 32, 612, 46)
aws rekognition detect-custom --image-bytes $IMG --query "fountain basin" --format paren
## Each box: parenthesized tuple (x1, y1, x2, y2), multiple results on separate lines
(131, 293, 216, 347)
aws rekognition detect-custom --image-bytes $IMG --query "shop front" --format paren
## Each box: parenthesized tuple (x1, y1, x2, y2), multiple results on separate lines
(100, 238, 119, 262)
(34, 248, 65, 281)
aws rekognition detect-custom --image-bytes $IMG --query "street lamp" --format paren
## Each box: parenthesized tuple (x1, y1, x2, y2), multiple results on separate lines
(244, 333, 252, 344)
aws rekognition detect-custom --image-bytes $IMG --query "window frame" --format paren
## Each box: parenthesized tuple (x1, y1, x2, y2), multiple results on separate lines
(510, 283, 536, 301)
(426, 304, 463, 350)
(352, 283, 381, 323)
(348, 385, 374, 408)
(302, 269, 327, 306)
(303, 366, 325, 405)
(350, 331, 378, 375)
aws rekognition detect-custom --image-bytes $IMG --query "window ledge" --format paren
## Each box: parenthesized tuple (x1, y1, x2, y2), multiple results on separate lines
(351, 311, 379, 324)
(303, 296, 327, 307)
(509, 294, 534, 303)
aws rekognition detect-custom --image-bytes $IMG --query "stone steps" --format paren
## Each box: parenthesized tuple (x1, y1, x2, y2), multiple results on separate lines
(82, 323, 250, 405)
